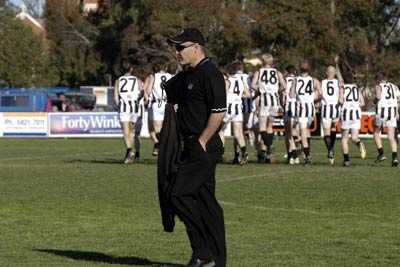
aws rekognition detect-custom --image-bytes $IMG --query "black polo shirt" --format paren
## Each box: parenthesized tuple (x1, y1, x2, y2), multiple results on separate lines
(163, 58, 227, 137)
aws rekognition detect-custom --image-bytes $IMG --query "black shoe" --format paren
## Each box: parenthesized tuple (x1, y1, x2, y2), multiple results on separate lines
(239, 152, 249, 165)
(303, 157, 311, 166)
(186, 258, 215, 267)
(375, 154, 387, 163)
(232, 153, 240, 164)
(257, 151, 266, 163)
(392, 158, 399, 167)
(123, 151, 135, 164)
(265, 153, 272, 164)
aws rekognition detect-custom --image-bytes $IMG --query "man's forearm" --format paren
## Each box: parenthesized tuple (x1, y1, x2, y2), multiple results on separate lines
(199, 112, 225, 146)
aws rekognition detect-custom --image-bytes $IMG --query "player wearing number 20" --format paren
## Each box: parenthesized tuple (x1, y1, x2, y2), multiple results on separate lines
(114, 64, 144, 164)
(373, 73, 399, 167)
(251, 54, 286, 163)
(290, 60, 321, 165)
(338, 69, 367, 167)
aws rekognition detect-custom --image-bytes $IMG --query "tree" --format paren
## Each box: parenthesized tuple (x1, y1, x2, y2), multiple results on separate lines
(0, 10, 56, 87)
(44, 0, 103, 87)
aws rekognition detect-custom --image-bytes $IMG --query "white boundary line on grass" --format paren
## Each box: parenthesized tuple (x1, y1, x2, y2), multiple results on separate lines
(218, 172, 382, 219)
(0, 152, 117, 162)
(219, 200, 381, 219)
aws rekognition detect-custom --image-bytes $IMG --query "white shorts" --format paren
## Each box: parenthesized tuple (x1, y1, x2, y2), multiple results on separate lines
(259, 106, 279, 118)
(119, 112, 139, 123)
(298, 117, 313, 129)
(151, 101, 166, 122)
(341, 107, 361, 130)
(375, 116, 397, 128)
(341, 120, 361, 130)
(322, 118, 339, 129)
(224, 102, 243, 123)
(321, 104, 340, 129)
(375, 107, 398, 128)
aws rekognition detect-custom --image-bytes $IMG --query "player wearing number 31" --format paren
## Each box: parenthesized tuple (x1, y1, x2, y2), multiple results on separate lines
(373, 73, 399, 167)
(114, 63, 145, 164)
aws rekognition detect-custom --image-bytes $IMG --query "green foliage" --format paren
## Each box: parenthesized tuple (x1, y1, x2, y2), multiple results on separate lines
(0, 10, 56, 87)
(44, 0, 103, 87)
(37, 0, 400, 85)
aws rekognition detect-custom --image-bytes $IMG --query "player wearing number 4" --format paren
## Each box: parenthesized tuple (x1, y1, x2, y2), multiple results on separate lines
(251, 54, 286, 163)
(290, 60, 321, 166)
(373, 73, 399, 167)
(220, 61, 251, 165)
(114, 63, 144, 164)
(336, 63, 367, 167)
(320, 58, 342, 165)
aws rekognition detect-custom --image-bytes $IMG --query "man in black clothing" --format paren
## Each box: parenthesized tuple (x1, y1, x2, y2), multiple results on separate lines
(163, 28, 227, 267)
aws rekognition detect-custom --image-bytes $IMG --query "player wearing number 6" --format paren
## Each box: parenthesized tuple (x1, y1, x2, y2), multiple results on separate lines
(373, 73, 399, 167)
(114, 64, 144, 164)
(320, 61, 342, 165)
(251, 54, 286, 163)
(290, 60, 321, 165)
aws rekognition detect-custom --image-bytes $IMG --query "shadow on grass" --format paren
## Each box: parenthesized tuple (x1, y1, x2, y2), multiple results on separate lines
(34, 249, 184, 266)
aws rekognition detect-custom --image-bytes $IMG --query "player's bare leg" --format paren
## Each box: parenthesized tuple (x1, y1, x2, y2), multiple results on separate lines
(341, 129, 351, 166)
(259, 116, 274, 163)
(152, 121, 162, 156)
(373, 126, 386, 163)
(232, 121, 248, 165)
(134, 120, 142, 161)
(323, 122, 335, 165)
(350, 128, 366, 160)
(300, 127, 311, 165)
(387, 127, 398, 166)
(285, 119, 297, 164)
(121, 121, 135, 164)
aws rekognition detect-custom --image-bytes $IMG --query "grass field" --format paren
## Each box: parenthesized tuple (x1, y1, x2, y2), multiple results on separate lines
(0, 137, 399, 266)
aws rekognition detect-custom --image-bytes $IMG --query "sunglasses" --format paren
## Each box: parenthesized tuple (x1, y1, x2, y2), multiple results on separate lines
(175, 43, 196, 52)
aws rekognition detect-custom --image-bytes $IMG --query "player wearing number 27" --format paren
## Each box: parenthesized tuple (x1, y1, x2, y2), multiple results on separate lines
(114, 64, 144, 164)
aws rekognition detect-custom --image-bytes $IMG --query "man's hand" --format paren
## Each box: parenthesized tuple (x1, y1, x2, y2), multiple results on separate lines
(198, 138, 207, 152)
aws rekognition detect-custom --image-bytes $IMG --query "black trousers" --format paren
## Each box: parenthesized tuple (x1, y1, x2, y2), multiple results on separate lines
(170, 136, 226, 267)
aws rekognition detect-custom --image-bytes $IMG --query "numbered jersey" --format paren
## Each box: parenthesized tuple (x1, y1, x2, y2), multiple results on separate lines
(152, 72, 173, 102)
(285, 76, 296, 103)
(227, 74, 246, 104)
(258, 68, 280, 94)
(378, 82, 398, 108)
(321, 79, 340, 105)
(342, 84, 361, 108)
(118, 74, 141, 105)
(295, 76, 315, 103)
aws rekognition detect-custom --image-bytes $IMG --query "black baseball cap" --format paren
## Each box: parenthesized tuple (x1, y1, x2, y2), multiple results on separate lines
(167, 28, 205, 46)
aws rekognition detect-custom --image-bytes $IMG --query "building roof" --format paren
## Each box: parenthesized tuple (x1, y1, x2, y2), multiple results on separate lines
(16, 6, 44, 32)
